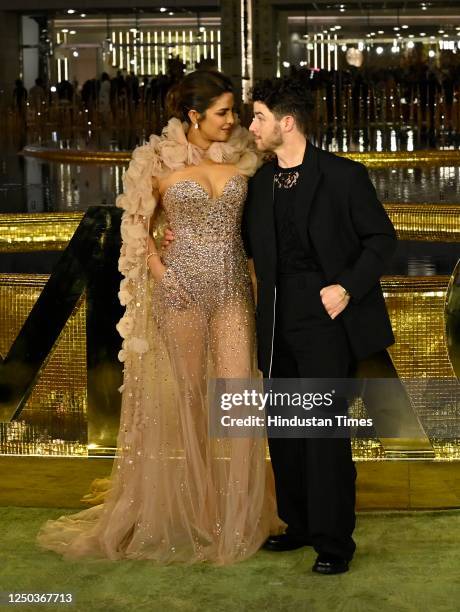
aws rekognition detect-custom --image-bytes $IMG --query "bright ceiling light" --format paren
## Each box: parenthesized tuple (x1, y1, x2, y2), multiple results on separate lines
(67, 9, 75, 14)
(376, 46, 384, 54)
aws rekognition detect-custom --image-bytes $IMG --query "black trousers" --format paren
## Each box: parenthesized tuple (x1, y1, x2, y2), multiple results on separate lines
(268, 271, 357, 560)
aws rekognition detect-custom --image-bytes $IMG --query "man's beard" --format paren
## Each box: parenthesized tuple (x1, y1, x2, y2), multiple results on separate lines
(262, 123, 283, 151)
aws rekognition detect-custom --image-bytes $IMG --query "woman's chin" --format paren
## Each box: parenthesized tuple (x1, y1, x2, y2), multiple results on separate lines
(216, 130, 233, 142)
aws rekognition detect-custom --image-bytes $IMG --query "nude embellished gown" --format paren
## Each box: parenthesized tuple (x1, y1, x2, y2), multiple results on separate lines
(36, 170, 280, 565)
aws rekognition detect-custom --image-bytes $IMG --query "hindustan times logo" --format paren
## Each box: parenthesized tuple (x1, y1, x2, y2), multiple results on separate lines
(220, 389, 335, 411)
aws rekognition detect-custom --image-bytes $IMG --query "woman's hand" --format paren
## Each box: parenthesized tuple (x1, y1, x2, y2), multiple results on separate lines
(147, 236, 166, 282)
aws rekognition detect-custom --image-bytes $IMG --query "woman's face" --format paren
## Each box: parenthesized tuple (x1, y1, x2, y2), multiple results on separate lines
(194, 92, 236, 142)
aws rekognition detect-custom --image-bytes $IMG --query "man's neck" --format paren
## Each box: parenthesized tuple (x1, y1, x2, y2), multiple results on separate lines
(275, 135, 308, 169)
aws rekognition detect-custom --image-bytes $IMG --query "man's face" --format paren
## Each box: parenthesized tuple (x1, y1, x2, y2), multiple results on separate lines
(249, 101, 283, 152)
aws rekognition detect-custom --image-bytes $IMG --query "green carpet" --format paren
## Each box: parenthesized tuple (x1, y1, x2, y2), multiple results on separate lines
(1, 507, 459, 612)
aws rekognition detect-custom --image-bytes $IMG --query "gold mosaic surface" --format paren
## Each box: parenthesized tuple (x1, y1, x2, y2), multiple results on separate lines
(0, 272, 458, 459)
(0, 274, 87, 455)
(0, 205, 459, 252)
(385, 203, 460, 242)
(383, 276, 460, 460)
(383, 276, 453, 378)
(340, 150, 460, 168)
(0, 213, 83, 252)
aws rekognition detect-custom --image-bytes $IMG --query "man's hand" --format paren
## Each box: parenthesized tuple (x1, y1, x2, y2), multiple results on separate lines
(162, 228, 175, 250)
(320, 284, 350, 319)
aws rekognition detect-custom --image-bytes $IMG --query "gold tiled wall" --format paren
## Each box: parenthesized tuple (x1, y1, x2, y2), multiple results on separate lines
(0, 273, 457, 458)
(384, 276, 453, 378)
(0, 275, 87, 455)
(383, 276, 459, 459)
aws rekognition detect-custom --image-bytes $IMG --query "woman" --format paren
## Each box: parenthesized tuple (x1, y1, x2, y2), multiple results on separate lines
(37, 70, 280, 565)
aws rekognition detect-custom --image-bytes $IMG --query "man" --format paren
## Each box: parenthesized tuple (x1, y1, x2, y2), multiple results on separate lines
(243, 76, 397, 574)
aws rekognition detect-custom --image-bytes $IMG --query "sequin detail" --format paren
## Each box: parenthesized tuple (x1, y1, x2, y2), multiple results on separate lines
(36, 171, 282, 565)
(153, 175, 252, 317)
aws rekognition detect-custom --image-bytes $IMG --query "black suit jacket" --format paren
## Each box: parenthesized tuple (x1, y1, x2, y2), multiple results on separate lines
(242, 142, 397, 377)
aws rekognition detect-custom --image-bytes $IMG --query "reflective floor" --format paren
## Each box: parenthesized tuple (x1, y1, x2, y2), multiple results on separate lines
(1, 127, 459, 278)
(11, 125, 460, 153)
(315, 126, 460, 153)
(2, 161, 460, 213)
(370, 166, 460, 204)
(2, 127, 460, 214)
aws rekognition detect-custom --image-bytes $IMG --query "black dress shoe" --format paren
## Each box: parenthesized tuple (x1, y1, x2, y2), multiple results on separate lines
(312, 554, 350, 575)
(263, 533, 311, 552)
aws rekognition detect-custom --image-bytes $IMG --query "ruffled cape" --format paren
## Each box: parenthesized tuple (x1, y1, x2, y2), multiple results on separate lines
(115, 118, 262, 371)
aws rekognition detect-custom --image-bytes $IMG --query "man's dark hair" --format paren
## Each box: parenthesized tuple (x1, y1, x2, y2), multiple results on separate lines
(251, 76, 314, 134)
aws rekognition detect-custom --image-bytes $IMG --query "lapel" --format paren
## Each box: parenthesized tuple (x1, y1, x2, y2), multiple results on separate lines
(292, 141, 323, 252)
(256, 159, 277, 271)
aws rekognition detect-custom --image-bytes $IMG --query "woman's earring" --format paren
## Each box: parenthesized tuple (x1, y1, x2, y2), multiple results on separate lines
(194, 123, 199, 130)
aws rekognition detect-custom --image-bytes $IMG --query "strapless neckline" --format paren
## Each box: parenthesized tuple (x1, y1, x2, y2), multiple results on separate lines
(162, 174, 246, 202)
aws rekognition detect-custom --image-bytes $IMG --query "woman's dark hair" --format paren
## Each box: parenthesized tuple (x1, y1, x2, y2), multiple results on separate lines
(166, 70, 234, 123)
(250, 76, 314, 134)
